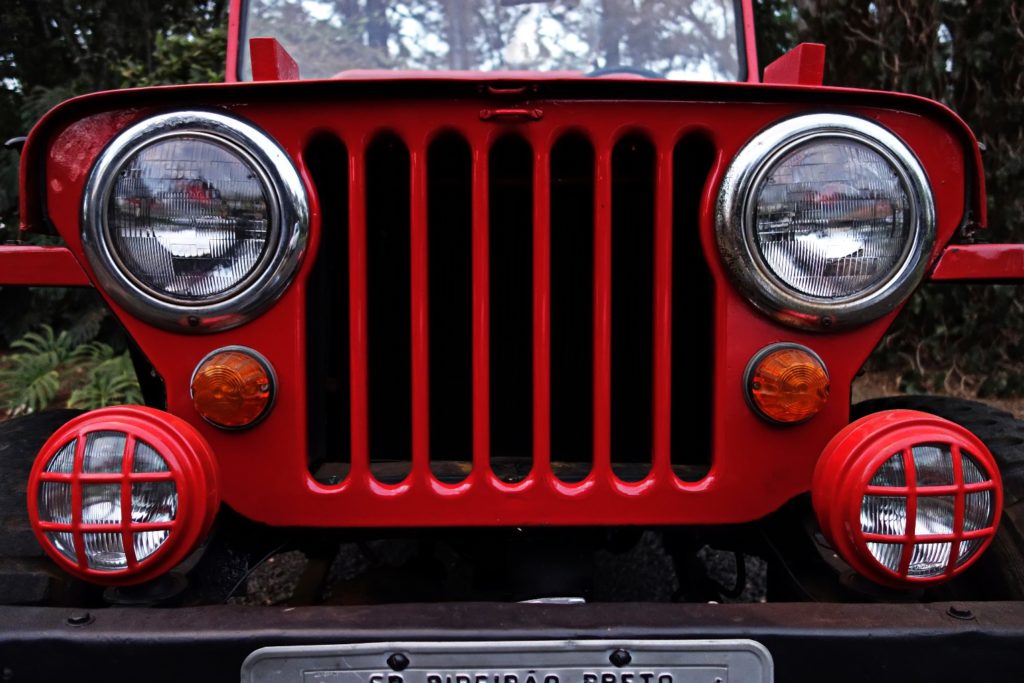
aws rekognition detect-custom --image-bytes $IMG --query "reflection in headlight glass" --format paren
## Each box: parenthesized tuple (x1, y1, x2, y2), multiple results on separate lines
(107, 136, 272, 302)
(754, 140, 913, 299)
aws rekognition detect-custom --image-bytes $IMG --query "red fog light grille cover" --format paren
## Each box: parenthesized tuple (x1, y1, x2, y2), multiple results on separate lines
(813, 409, 1003, 588)
(27, 406, 219, 586)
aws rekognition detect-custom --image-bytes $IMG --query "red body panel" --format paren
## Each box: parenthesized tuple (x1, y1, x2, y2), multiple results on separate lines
(0, 246, 90, 286)
(930, 244, 1024, 281)
(10, 77, 981, 529)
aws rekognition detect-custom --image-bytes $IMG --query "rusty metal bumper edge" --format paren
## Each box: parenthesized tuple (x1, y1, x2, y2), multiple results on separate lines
(1, 601, 1021, 683)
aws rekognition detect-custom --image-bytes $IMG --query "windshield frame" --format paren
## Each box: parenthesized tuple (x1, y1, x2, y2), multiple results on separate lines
(226, 0, 759, 84)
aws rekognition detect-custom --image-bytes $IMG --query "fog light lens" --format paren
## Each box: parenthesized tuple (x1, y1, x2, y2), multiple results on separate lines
(28, 406, 220, 586)
(746, 343, 830, 423)
(191, 347, 275, 429)
(813, 409, 1003, 588)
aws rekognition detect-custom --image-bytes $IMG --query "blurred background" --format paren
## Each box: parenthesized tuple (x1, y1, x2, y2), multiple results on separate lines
(0, 0, 1022, 417)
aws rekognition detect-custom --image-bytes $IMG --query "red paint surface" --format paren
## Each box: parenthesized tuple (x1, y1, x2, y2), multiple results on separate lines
(347, 139, 370, 479)
(471, 138, 491, 476)
(226, 0, 241, 82)
(11, 80, 978, 528)
(532, 143, 552, 478)
(249, 37, 300, 81)
(930, 244, 1024, 281)
(812, 410, 1002, 588)
(763, 43, 826, 86)
(0, 246, 90, 286)
(741, 0, 760, 82)
(27, 406, 219, 585)
(652, 142, 674, 477)
(410, 146, 430, 480)
(592, 146, 612, 480)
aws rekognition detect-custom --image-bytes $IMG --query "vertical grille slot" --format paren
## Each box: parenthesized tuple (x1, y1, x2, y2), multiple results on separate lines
(304, 133, 350, 482)
(550, 134, 595, 482)
(428, 133, 473, 482)
(489, 136, 534, 481)
(672, 132, 716, 480)
(610, 134, 655, 483)
(366, 134, 412, 481)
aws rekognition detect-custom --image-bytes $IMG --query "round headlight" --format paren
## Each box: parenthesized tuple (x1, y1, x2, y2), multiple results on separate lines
(83, 111, 308, 332)
(716, 114, 936, 330)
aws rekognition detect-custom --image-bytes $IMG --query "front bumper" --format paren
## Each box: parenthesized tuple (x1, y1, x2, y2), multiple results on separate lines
(1, 601, 1021, 682)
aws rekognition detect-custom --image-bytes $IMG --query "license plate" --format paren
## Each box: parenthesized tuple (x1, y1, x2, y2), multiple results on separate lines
(241, 639, 773, 683)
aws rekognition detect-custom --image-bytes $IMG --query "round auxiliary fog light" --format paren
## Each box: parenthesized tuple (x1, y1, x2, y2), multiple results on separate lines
(27, 406, 219, 586)
(191, 347, 275, 429)
(813, 409, 1003, 588)
(745, 343, 830, 424)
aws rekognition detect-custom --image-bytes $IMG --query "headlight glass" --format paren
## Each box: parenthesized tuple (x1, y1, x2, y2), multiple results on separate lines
(715, 114, 936, 330)
(107, 136, 273, 302)
(83, 111, 309, 333)
(753, 140, 913, 299)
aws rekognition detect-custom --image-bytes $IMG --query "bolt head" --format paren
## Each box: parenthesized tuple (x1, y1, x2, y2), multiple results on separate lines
(947, 605, 975, 621)
(66, 611, 93, 626)
(387, 653, 410, 671)
(609, 649, 632, 667)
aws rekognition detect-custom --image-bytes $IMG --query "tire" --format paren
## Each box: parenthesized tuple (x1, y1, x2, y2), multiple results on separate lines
(0, 409, 85, 605)
(852, 395, 1024, 598)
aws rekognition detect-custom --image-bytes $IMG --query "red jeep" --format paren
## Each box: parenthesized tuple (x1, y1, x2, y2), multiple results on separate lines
(2, 1, 1023, 680)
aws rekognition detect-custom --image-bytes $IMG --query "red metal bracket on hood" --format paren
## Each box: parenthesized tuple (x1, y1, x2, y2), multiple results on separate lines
(250, 37, 300, 82)
(763, 43, 826, 86)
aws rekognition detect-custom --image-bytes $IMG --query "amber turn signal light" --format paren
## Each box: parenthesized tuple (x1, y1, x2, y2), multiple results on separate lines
(745, 343, 829, 424)
(191, 347, 275, 429)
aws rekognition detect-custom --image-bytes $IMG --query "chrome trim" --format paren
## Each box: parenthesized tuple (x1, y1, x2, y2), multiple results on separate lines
(742, 342, 829, 425)
(189, 345, 277, 430)
(82, 111, 309, 333)
(716, 113, 936, 331)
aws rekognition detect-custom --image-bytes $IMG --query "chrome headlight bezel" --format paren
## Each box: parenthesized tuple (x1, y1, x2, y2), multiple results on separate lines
(82, 110, 309, 333)
(715, 113, 936, 330)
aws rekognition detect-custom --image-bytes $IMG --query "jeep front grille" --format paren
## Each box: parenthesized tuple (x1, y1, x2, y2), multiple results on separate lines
(303, 109, 716, 491)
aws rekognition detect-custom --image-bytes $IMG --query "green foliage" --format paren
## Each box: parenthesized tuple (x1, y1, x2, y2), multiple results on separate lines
(0, 0, 228, 236)
(0, 287, 110, 349)
(865, 284, 1024, 398)
(10, 324, 77, 362)
(118, 28, 227, 88)
(752, 0, 800, 72)
(0, 347, 61, 417)
(67, 351, 144, 411)
(0, 325, 142, 417)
